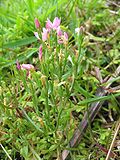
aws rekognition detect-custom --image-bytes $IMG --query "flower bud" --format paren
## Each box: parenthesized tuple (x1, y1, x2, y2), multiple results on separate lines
(34, 18, 41, 29)
(40, 75, 46, 86)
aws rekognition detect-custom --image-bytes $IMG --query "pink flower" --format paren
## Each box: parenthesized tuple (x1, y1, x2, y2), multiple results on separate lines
(58, 32, 68, 44)
(64, 32, 68, 41)
(16, 61, 34, 77)
(57, 26, 62, 37)
(21, 64, 34, 70)
(63, 32, 68, 45)
(34, 18, 41, 29)
(46, 17, 61, 31)
(46, 19, 53, 31)
(34, 32, 40, 40)
(16, 60, 21, 70)
(42, 28, 48, 41)
(39, 45, 42, 60)
(52, 17, 61, 30)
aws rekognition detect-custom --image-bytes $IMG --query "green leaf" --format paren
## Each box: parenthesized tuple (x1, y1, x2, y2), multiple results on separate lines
(68, 93, 120, 112)
(78, 92, 120, 105)
(29, 145, 42, 160)
(19, 106, 43, 133)
(2, 36, 37, 49)
(20, 146, 28, 158)
(0, 48, 37, 69)
(74, 81, 94, 98)
(49, 145, 57, 152)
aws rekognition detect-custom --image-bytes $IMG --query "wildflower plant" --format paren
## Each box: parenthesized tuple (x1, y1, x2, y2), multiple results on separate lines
(1, 0, 120, 159)
(5, 17, 86, 159)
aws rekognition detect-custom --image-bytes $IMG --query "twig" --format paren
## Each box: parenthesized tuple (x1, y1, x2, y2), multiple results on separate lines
(106, 0, 120, 8)
(0, 143, 12, 160)
(62, 66, 120, 160)
(105, 119, 120, 160)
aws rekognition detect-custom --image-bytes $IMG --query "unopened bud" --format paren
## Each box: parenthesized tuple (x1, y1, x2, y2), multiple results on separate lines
(34, 18, 41, 29)
(40, 75, 46, 86)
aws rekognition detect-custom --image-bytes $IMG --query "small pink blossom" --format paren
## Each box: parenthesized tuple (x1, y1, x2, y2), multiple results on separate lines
(21, 64, 34, 70)
(16, 61, 34, 77)
(34, 18, 41, 29)
(46, 19, 53, 31)
(39, 45, 42, 60)
(64, 32, 68, 41)
(57, 26, 62, 37)
(46, 17, 61, 31)
(52, 17, 61, 30)
(42, 28, 48, 41)
(34, 32, 40, 40)
(58, 32, 68, 44)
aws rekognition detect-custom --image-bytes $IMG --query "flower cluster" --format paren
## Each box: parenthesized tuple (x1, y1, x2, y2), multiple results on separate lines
(34, 17, 69, 65)
(16, 17, 83, 78)
(34, 17, 68, 44)
(16, 60, 34, 77)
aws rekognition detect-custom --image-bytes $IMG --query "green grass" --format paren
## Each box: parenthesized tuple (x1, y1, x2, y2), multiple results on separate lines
(0, 0, 120, 159)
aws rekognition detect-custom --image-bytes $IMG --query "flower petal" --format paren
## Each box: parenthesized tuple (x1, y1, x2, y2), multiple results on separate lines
(64, 32, 68, 41)
(42, 28, 48, 41)
(57, 26, 62, 37)
(53, 17, 61, 29)
(21, 64, 34, 70)
(34, 18, 41, 29)
(34, 32, 40, 40)
(46, 18, 53, 31)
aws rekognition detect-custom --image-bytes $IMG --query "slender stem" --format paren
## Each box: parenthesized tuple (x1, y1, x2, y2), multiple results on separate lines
(105, 118, 120, 160)
(0, 144, 12, 160)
